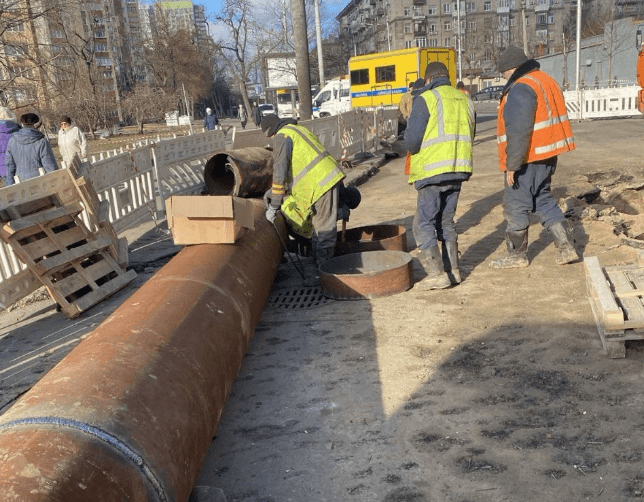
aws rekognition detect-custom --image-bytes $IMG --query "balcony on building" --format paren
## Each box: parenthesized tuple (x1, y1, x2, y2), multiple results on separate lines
(414, 0, 427, 4)
(414, 23, 426, 35)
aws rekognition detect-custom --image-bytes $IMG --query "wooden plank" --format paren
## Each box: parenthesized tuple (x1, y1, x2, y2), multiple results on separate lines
(586, 287, 626, 358)
(0, 270, 42, 310)
(606, 268, 644, 328)
(69, 269, 137, 316)
(584, 257, 624, 330)
(2, 203, 83, 236)
(33, 235, 113, 276)
(53, 259, 114, 297)
(20, 225, 87, 259)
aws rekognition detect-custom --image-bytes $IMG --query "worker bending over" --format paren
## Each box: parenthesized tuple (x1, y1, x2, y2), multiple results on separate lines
(262, 114, 345, 284)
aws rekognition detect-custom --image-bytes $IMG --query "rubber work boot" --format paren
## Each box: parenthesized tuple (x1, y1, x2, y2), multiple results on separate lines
(416, 246, 451, 290)
(442, 241, 461, 284)
(489, 230, 529, 269)
(305, 247, 334, 287)
(548, 221, 579, 265)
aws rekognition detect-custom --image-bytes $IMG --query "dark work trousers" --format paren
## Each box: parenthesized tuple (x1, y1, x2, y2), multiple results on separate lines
(311, 185, 339, 257)
(413, 182, 462, 250)
(503, 158, 565, 232)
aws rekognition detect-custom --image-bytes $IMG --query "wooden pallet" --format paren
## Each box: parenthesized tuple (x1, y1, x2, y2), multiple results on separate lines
(585, 255, 644, 358)
(0, 169, 136, 318)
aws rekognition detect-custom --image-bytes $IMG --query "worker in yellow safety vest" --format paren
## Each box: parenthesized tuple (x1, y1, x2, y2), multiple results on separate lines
(404, 62, 475, 291)
(490, 46, 579, 269)
(262, 114, 346, 284)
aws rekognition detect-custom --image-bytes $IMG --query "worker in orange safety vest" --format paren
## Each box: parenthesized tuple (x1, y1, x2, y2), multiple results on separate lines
(490, 46, 579, 269)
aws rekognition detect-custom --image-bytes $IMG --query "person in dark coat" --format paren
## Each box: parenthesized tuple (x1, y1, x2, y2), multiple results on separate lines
(203, 108, 218, 130)
(4, 112, 58, 186)
(0, 106, 20, 187)
(251, 102, 262, 127)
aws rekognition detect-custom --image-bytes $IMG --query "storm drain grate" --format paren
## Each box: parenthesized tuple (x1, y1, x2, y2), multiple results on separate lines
(267, 286, 330, 310)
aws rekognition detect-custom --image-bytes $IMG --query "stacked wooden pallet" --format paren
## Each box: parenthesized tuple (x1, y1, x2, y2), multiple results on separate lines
(0, 168, 136, 318)
(585, 255, 644, 358)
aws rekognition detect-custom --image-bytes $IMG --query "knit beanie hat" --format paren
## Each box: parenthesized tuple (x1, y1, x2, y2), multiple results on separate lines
(424, 62, 449, 80)
(261, 114, 280, 137)
(412, 78, 425, 90)
(60, 115, 72, 125)
(497, 46, 528, 72)
(20, 113, 40, 126)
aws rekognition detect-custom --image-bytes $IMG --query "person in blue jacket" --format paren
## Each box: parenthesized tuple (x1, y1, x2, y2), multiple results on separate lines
(4, 112, 58, 186)
(203, 107, 219, 130)
(0, 106, 20, 187)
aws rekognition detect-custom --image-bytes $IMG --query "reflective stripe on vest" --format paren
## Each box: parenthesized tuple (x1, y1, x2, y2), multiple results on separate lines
(409, 86, 474, 184)
(278, 125, 344, 237)
(497, 70, 575, 171)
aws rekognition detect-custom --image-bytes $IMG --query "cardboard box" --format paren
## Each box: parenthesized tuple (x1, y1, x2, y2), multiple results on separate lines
(165, 195, 255, 245)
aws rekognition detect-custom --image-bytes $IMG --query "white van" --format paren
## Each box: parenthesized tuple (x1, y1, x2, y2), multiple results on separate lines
(312, 78, 351, 118)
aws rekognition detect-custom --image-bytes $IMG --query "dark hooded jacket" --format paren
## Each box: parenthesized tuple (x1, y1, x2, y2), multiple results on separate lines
(0, 120, 20, 179)
(4, 127, 59, 185)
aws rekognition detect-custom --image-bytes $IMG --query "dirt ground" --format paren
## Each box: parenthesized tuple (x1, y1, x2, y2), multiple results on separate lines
(2, 105, 644, 501)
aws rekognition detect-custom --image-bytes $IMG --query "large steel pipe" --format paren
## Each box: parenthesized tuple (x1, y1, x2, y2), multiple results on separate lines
(0, 200, 286, 502)
(203, 147, 273, 198)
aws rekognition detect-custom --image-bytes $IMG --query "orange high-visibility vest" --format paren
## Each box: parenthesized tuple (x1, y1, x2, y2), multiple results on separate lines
(497, 70, 575, 171)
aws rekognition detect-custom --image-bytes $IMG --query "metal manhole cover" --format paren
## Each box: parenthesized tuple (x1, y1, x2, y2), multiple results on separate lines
(267, 286, 330, 310)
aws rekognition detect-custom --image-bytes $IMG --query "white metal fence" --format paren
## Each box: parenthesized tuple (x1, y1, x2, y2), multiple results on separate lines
(564, 86, 641, 120)
(0, 108, 393, 310)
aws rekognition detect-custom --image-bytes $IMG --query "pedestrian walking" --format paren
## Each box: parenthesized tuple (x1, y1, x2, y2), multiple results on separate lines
(404, 61, 475, 290)
(251, 102, 262, 127)
(489, 46, 578, 269)
(4, 112, 58, 186)
(203, 108, 218, 131)
(238, 104, 247, 129)
(58, 115, 87, 169)
(0, 106, 20, 188)
(261, 114, 345, 285)
(456, 81, 471, 98)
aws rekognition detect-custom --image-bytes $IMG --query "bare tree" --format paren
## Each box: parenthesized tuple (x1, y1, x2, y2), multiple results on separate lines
(122, 84, 174, 134)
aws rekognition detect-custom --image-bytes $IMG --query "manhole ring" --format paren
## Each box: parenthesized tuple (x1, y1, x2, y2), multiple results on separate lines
(267, 286, 330, 310)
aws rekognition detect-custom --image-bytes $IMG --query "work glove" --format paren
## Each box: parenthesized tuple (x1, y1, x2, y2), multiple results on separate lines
(263, 189, 283, 209)
(265, 204, 280, 223)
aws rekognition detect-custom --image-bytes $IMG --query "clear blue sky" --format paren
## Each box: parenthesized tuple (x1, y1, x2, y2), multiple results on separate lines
(198, 0, 346, 20)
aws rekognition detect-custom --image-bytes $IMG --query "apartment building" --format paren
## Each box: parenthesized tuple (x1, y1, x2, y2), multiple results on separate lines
(146, 1, 209, 44)
(0, 0, 145, 113)
(337, 0, 578, 78)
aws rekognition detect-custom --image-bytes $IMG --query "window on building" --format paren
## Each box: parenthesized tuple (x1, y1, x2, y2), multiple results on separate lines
(404, 7, 411, 16)
(469, 52, 476, 60)
(127, 6, 136, 13)
(376, 65, 395, 82)
(94, 44, 108, 51)
(96, 57, 111, 67)
(102, 70, 112, 78)
(94, 30, 106, 38)
(429, 38, 438, 46)
(525, 16, 529, 25)
(428, 5, 437, 14)
(7, 22, 25, 32)
(405, 24, 412, 33)
(484, 48, 494, 60)
(460, 20, 466, 30)
(537, 13, 546, 24)
(405, 40, 414, 48)
(547, 13, 554, 23)
(509, 17, 515, 26)
(414, 6, 423, 16)
(350, 68, 369, 85)
(4, 45, 27, 59)
(444, 22, 451, 30)
(130, 26, 139, 32)
(415, 37, 427, 47)
(485, 34, 493, 43)
(484, 1, 491, 10)
(428, 23, 436, 32)
(468, 21, 476, 29)
(445, 37, 451, 46)
(498, 0, 510, 7)
(443, 3, 450, 13)
(466, 2, 475, 11)
(50, 29, 65, 38)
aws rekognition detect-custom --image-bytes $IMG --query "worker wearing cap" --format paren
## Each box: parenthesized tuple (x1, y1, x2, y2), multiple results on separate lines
(490, 46, 577, 269)
(404, 62, 475, 290)
(261, 114, 345, 281)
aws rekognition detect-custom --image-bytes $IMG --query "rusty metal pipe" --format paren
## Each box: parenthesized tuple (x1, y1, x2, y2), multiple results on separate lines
(0, 200, 286, 502)
(204, 147, 273, 198)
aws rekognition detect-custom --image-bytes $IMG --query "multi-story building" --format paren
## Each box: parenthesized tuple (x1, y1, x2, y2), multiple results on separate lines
(0, 0, 145, 114)
(147, 1, 209, 44)
(337, 0, 587, 79)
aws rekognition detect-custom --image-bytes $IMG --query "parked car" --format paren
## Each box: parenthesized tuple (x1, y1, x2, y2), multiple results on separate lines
(259, 104, 276, 116)
(471, 85, 505, 101)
